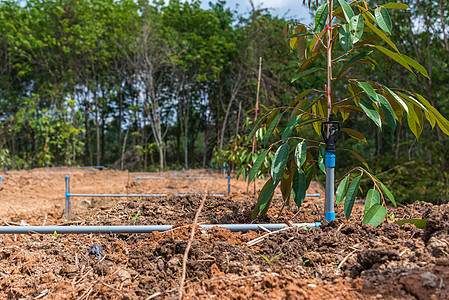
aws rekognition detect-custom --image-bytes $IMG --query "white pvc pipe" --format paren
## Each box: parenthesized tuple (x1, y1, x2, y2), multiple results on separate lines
(0, 222, 321, 234)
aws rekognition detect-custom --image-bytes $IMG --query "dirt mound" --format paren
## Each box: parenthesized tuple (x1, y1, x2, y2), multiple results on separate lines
(0, 169, 447, 299)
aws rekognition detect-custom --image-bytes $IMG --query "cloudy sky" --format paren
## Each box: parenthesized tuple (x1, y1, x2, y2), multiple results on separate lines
(202, 0, 313, 23)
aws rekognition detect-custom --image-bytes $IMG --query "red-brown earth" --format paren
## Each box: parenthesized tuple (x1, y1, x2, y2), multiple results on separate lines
(0, 168, 447, 299)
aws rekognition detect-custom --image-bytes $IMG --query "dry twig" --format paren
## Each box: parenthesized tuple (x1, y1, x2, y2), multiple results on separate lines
(178, 193, 207, 299)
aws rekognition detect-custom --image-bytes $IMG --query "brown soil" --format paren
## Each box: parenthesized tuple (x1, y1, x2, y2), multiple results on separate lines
(0, 168, 448, 299)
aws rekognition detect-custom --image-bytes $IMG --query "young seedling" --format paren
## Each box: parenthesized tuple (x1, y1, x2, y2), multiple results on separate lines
(53, 230, 57, 239)
(259, 253, 281, 266)
(127, 210, 141, 222)
(299, 257, 310, 266)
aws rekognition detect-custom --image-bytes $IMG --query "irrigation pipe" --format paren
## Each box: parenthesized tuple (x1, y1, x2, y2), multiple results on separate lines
(0, 223, 321, 234)
(32, 172, 71, 176)
(136, 177, 217, 181)
(64, 175, 226, 218)
(78, 166, 104, 169)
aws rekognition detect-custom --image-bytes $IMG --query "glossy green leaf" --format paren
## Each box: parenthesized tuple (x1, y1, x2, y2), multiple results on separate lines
(314, 3, 329, 33)
(406, 101, 423, 138)
(260, 183, 277, 215)
(292, 169, 306, 208)
(295, 26, 308, 65)
(344, 176, 362, 220)
(263, 112, 283, 146)
(373, 45, 413, 73)
(271, 144, 289, 181)
(342, 148, 370, 170)
(358, 82, 379, 103)
(290, 89, 314, 107)
(280, 168, 294, 200)
(400, 54, 429, 78)
(381, 85, 408, 113)
(375, 7, 392, 34)
(246, 114, 267, 145)
(294, 141, 307, 169)
(282, 115, 300, 140)
(379, 182, 396, 207)
(378, 94, 396, 131)
(364, 17, 398, 52)
(248, 149, 269, 182)
(336, 175, 349, 206)
(359, 98, 382, 128)
(362, 203, 386, 226)
(251, 178, 274, 220)
(337, 0, 355, 23)
(395, 218, 427, 229)
(413, 93, 449, 135)
(337, 51, 372, 77)
(364, 189, 380, 215)
(318, 146, 326, 174)
(344, 175, 361, 220)
(382, 3, 409, 10)
(341, 128, 367, 143)
(305, 163, 315, 188)
(339, 24, 352, 52)
(350, 15, 364, 43)
(291, 67, 324, 83)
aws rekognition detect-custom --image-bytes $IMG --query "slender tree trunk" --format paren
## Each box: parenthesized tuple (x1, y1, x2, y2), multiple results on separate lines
(95, 90, 100, 166)
(118, 90, 123, 159)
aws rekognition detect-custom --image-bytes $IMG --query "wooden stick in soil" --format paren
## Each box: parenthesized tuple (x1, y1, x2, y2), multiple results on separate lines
(248, 57, 262, 195)
(178, 194, 207, 299)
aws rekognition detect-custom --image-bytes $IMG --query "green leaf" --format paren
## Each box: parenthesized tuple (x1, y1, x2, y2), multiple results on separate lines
(337, 0, 355, 23)
(364, 16, 398, 52)
(382, 3, 409, 10)
(339, 24, 353, 52)
(249, 149, 269, 182)
(381, 85, 408, 113)
(413, 93, 449, 135)
(336, 176, 349, 206)
(379, 182, 396, 207)
(294, 141, 307, 169)
(362, 203, 386, 226)
(337, 51, 372, 77)
(282, 115, 300, 140)
(305, 164, 315, 188)
(344, 175, 362, 220)
(375, 7, 392, 34)
(364, 189, 380, 215)
(280, 169, 294, 200)
(373, 45, 413, 73)
(359, 98, 382, 128)
(291, 67, 324, 83)
(292, 169, 306, 208)
(263, 112, 283, 146)
(314, 3, 329, 33)
(318, 146, 326, 174)
(405, 101, 423, 138)
(342, 148, 370, 170)
(252, 178, 275, 220)
(246, 114, 267, 145)
(350, 15, 364, 44)
(271, 144, 289, 181)
(358, 82, 379, 103)
(378, 94, 396, 131)
(395, 218, 427, 229)
(341, 128, 367, 143)
(400, 54, 429, 78)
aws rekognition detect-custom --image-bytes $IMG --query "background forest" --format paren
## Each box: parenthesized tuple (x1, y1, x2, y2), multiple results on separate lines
(0, 0, 448, 203)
